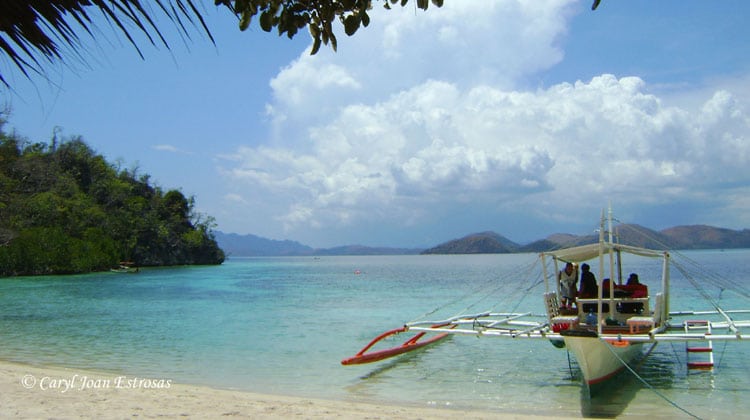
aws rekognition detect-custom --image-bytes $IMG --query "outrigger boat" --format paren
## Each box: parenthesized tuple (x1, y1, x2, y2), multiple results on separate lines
(110, 261, 139, 273)
(342, 208, 750, 394)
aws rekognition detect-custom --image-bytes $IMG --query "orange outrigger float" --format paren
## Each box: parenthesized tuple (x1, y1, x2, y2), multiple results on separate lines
(341, 324, 454, 365)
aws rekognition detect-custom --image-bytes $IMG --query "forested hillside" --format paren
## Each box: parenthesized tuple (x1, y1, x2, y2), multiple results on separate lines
(0, 122, 224, 276)
(420, 232, 518, 254)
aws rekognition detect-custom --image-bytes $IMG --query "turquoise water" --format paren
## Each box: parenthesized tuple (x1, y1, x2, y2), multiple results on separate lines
(0, 251, 748, 418)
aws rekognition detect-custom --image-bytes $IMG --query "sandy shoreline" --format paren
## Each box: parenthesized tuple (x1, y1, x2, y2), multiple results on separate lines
(0, 360, 574, 419)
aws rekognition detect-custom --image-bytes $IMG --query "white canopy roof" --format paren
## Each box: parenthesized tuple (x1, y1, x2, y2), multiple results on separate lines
(541, 242, 667, 263)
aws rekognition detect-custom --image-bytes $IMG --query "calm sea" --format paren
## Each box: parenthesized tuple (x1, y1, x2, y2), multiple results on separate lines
(0, 251, 748, 418)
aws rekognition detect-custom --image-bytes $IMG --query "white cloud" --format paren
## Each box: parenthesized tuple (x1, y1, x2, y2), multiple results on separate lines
(216, 0, 750, 244)
(269, 59, 361, 110)
(152, 144, 191, 154)
(222, 73, 750, 241)
(265, 0, 577, 136)
(223, 193, 247, 204)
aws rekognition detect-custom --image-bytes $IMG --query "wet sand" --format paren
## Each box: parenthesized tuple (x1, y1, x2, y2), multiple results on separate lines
(0, 360, 573, 419)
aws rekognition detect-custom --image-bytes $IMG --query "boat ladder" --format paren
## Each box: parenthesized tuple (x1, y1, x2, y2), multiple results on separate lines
(684, 320, 714, 370)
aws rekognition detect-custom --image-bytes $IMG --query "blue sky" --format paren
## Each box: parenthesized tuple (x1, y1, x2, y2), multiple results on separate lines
(2, 0, 750, 248)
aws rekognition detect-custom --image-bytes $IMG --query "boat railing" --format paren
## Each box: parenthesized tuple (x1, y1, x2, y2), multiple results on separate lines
(577, 297, 650, 321)
(405, 312, 493, 328)
(406, 312, 541, 329)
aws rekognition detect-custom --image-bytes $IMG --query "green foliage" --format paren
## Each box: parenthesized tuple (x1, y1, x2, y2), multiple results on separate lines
(0, 1, 214, 87)
(1, 0, 608, 86)
(0, 123, 224, 276)
(1, 0, 451, 86)
(222, 0, 443, 55)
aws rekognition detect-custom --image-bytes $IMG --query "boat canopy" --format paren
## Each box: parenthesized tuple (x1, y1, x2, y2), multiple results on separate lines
(542, 242, 666, 263)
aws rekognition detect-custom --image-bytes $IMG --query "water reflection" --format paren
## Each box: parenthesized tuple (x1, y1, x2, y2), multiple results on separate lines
(580, 344, 678, 417)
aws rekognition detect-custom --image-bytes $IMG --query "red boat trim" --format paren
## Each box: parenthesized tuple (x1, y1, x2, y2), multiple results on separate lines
(586, 365, 626, 386)
(341, 323, 453, 365)
(687, 361, 714, 369)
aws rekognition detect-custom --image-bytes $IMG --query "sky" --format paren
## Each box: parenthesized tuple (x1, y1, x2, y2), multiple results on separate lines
(2, 0, 750, 248)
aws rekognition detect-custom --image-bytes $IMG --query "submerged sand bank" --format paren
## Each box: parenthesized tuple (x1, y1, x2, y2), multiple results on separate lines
(0, 361, 570, 419)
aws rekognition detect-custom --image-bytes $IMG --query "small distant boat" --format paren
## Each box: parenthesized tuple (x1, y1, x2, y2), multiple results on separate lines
(110, 262, 139, 273)
(342, 206, 750, 396)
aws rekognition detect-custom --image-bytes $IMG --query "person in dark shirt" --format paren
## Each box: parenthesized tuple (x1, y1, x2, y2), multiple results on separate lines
(578, 263, 597, 299)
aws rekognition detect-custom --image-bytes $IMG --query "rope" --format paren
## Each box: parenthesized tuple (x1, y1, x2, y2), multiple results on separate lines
(715, 339, 728, 369)
(600, 338, 703, 419)
(668, 341, 683, 369)
(672, 260, 743, 333)
(618, 222, 749, 335)
(506, 272, 545, 314)
(621, 224, 750, 300)
(407, 256, 540, 324)
(481, 260, 544, 316)
(460, 228, 593, 319)
(714, 282, 730, 369)
(566, 348, 575, 378)
(460, 257, 540, 316)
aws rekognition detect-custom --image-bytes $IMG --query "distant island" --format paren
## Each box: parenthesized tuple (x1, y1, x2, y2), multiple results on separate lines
(213, 232, 422, 257)
(420, 225, 750, 254)
(215, 224, 750, 257)
(0, 123, 224, 276)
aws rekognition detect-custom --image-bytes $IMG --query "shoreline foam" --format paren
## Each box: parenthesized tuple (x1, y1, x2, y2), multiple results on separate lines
(0, 360, 574, 419)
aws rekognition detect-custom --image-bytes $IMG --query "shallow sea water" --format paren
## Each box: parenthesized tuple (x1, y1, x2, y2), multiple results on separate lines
(0, 250, 748, 418)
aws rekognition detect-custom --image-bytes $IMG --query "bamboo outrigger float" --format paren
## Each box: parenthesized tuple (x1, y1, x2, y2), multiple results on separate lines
(342, 207, 750, 394)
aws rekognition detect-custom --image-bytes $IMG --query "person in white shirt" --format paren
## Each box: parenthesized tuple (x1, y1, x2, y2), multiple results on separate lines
(558, 262, 577, 309)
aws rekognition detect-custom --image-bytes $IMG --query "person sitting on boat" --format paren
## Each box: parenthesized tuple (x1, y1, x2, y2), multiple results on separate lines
(558, 262, 577, 309)
(626, 273, 647, 297)
(627, 273, 638, 284)
(617, 273, 648, 313)
(601, 277, 617, 298)
(578, 263, 597, 299)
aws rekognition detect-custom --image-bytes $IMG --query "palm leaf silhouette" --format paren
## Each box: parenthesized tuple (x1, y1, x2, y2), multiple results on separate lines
(0, 0, 213, 86)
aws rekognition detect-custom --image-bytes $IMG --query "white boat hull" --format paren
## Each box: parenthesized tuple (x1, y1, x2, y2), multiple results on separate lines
(563, 334, 643, 388)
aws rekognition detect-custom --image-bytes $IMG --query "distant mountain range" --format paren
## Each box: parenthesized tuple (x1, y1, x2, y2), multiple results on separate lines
(214, 224, 750, 257)
(213, 232, 315, 256)
(421, 224, 750, 255)
(213, 232, 422, 257)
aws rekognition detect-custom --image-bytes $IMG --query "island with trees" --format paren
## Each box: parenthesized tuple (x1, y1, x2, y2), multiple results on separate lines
(0, 119, 224, 276)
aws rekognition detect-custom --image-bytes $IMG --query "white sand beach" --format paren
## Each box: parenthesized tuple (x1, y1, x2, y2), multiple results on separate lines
(0, 361, 571, 419)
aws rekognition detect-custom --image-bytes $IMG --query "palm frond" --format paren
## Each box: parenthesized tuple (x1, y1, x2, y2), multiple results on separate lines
(0, 0, 215, 87)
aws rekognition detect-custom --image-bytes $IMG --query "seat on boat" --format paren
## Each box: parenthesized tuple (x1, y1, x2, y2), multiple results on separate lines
(627, 317, 653, 333)
(616, 284, 649, 313)
(627, 292, 663, 333)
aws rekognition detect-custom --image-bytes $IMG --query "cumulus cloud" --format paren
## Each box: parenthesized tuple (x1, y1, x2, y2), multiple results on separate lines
(217, 0, 750, 245)
(223, 73, 750, 240)
(265, 0, 575, 135)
